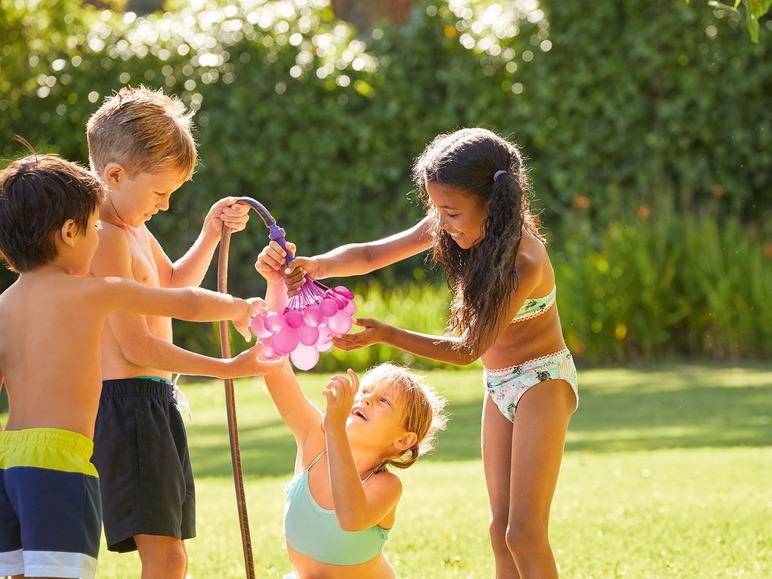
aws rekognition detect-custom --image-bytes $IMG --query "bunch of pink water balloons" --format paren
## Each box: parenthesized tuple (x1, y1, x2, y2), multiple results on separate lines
(250, 282, 356, 370)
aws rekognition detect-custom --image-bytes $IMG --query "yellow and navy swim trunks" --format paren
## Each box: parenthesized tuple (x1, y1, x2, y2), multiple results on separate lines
(0, 428, 101, 579)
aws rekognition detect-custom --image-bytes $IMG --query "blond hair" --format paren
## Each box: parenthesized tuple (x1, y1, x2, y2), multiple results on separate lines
(362, 363, 448, 471)
(86, 85, 197, 180)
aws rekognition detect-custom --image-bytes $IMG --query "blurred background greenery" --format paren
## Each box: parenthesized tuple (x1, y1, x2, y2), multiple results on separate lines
(1, 0, 770, 370)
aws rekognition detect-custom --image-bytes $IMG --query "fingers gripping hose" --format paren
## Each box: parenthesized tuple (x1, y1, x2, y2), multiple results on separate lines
(216, 197, 284, 578)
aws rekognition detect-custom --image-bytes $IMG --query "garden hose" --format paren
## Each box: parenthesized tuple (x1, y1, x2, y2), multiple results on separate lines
(216, 197, 285, 579)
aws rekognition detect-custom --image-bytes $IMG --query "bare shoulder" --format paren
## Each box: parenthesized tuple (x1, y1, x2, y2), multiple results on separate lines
(515, 232, 549, 279)
(369, 468, 403, 496)
(95, 221, 131, 256)
(91, 222, 133, 277)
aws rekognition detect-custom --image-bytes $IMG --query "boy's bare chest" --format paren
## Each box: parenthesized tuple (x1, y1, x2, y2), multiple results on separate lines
(127, 230, 160, 286)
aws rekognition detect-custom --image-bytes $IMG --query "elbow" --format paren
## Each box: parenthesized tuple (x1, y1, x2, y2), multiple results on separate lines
(120, 336, 163, 367)
(337, 514, 370, 533)
(448, 343, 479, 366)
(121, 341, 148, 366)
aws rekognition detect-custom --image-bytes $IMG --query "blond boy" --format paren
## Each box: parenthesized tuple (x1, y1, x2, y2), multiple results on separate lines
(0, 155, 279, 579)
(85, 86, 267, 577)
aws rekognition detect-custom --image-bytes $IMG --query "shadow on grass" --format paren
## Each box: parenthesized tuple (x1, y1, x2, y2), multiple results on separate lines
(187, 363, 771, 478)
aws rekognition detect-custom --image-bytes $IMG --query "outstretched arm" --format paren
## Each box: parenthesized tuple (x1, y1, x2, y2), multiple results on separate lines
(334, 320, 479, 365)
(278, 217, 434, 294)
(262, 359, 322, 447)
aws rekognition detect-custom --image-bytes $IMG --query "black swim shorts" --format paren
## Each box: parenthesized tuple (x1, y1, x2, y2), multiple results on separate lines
(92, 377, 196, 553)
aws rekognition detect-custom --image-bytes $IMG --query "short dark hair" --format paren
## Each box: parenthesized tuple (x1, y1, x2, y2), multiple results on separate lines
(0, 154, 105, 272)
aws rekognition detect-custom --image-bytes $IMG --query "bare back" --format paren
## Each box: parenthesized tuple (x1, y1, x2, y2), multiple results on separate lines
(91, 221, 174, 380)
(0, 271, 113, 438)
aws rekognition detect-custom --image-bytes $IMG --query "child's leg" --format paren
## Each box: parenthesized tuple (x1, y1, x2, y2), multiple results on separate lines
(135, 534, 187, 579)
(507, 379, 575, 578)
(481, 394, 520, 578)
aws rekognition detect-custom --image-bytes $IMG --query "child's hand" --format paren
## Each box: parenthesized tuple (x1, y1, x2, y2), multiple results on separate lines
(332, 318, 388, 351)
(255, 240, 296, 285)
(206, 197, 250, 236)
(283, 258, 316, 296)
(233, 297, 269, 342)
(322, 369, 359, 433)
(229, 343, 286, 377)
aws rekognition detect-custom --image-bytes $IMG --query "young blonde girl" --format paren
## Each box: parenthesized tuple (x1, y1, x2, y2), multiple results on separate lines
(257, 257, 447, 578)
(261, 127, 579, 578)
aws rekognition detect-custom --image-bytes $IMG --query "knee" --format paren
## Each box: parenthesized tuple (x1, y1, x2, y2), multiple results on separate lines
(488, 516, 510, 554)
(505, 516, 548, 558)
(162, 543, 188, 573)
(167, 543, 188, 570)
(138, 539, 187, 576)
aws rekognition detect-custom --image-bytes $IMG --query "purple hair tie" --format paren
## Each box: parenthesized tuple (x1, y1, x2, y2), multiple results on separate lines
(493, 170, 507, 182)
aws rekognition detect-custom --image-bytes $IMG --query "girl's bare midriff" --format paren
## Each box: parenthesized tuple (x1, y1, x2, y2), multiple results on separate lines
(287, 543, 396, 578)
(481, 304, 567, 371)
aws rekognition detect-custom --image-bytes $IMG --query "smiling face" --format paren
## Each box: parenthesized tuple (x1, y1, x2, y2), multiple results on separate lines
(425, 180, 489, 249)
(346, 378, 411, 453)
(102, 163, 187, 228)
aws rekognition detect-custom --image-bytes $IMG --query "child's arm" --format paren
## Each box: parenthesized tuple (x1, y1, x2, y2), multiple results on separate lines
(97, 278, 284, 377)
(154, 197, 250, 289)
(277, 217, 434, 294)
(262, 359, 322, 447)
(333, 245, 545, 365)
(323, 370, 403, 530)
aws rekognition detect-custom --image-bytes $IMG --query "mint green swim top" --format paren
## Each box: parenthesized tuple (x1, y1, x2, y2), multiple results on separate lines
(284, 450, 390, 566)
(513, 285, 557, 322)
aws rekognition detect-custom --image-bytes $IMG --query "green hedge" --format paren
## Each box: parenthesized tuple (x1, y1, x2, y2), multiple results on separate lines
(1, 0, 769, 365)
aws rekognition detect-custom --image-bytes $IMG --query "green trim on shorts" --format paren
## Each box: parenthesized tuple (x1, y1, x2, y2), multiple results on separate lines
(133, 375, 172, 384)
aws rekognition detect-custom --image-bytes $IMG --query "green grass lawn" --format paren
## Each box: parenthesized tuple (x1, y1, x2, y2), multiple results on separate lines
(9, 362, 771, 577)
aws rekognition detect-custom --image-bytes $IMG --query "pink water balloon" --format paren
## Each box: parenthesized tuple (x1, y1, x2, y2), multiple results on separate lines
(273, 325, 299, 355)
(302, 305, 323, 327)
(284, 309, 304, 329)
(319, 298, 338, 318)
(290, 343, 320, 371)
(250, 313, 273, 339)
(328, 309, 353, 334)
(298, 324, 320, 346)
(264, 312, 286, 332)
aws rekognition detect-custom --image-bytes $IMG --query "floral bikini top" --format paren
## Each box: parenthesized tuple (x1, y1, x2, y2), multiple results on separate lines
(512, 285, 557, 323)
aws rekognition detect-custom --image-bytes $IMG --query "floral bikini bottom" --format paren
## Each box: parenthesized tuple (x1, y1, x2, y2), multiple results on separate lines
(483, 348, 579, 422)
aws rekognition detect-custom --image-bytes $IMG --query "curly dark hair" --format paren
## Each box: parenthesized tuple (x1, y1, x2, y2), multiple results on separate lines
(412, 128, 543, 355)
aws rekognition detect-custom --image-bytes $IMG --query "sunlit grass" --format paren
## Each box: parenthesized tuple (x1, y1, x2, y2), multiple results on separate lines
(2, 363, 768, 576)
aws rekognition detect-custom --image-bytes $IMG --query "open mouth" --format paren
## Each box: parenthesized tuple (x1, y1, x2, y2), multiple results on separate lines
(352, 408, 368, 421)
